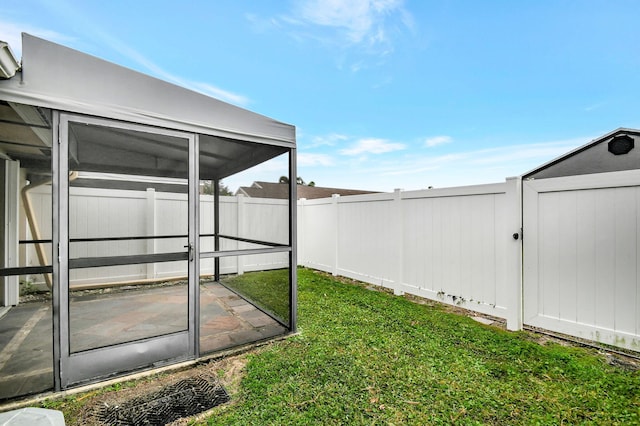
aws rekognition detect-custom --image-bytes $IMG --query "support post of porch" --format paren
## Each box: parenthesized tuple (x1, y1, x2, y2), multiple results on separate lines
(214, 179, 220, 281)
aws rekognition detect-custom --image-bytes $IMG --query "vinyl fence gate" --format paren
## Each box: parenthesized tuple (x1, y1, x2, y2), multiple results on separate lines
(523, 169, 640, 351)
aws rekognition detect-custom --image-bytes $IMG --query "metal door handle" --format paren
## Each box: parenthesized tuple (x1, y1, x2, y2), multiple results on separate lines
(184, 243, 194, 261)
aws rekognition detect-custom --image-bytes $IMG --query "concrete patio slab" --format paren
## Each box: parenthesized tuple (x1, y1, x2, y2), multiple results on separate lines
(0, 281, 287, 401)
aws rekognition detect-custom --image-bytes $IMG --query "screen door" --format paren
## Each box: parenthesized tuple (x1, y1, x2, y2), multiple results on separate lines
(58, 114, 197, 387)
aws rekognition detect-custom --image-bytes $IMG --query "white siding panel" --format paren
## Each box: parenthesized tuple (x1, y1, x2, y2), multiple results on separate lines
(594, 189, 616, 331)
(152, 193, 188, 278)
(539, 192, 561, 319)
(337, 199, 395, 286)
(23, 186, 53, 284)
(493, 194, 508, 310)
(459, 196, 473, 301)
(557, 192, 577, 323)
(242, 198, 289, 271)
(614, 188, 637, 334)
(401, 198, 433, 292)
(299, 200, 335, 273)
(68, 188, 150, 285)
(637, 190, 640, 337)
(523, 181, 540, 323)
(431, 198, 444, 292)
(442, 197, 460, 296)
(575, 190, 597, 326)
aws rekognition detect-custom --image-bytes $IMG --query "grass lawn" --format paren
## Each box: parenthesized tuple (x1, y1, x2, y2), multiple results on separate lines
(206, 268, 639, 425)
(40, 268, 639, 425)
(221, 269, 290, 323)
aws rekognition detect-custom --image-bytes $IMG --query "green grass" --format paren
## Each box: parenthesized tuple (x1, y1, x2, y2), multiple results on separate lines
(38, 268, 640, 425)
(221, 269, 290, 322)
(206, 268, 640, 425)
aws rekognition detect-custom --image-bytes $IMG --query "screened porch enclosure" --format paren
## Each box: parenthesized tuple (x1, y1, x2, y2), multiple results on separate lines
(0, 34, 296, 401)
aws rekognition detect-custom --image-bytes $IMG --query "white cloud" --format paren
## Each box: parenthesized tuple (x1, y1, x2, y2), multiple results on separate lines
(296, 0, 400, 45)
(296, 136, 592, 193)
(298, 152, 334, 166)
(340, 138, 406, 155)
(467, 140, 588, 166)
(308, 133, 349, 147)
(424, 135, 452, 147)
(584, 102, 606, 112)
(279, 0, 411, 55)
(365, 138, 589, 181)
(0, 22, 22, 50)
(378, 153, 464, 176)
(245, 1, 413, 72)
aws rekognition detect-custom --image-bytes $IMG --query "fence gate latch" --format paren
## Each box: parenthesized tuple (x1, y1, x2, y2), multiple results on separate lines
(184, 243, 194, 261)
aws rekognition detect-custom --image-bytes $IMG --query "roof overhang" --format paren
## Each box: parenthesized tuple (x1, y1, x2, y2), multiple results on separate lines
(0, 41, 20, 79)
(0, 34, 295, 183)
(0, 34, 295, 148)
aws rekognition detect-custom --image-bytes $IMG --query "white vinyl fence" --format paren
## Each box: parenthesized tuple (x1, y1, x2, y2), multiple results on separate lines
(523, 170, 640, 351)
(24, 174, 640, 350)
(26, 187, 289, 287)
(298, 174, 640, 351)
(298, 179, 522, 329)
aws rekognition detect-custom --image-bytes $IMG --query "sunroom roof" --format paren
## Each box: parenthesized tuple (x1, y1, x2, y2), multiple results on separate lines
(0, 34, 294, 181)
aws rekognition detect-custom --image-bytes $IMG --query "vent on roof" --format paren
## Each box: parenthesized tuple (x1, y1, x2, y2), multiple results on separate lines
(608, 135, 634, 156)
(97, 376, 230, 425)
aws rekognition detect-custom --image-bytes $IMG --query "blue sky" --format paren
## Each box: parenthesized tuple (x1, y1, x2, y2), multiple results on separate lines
(2, 1, 640, 192)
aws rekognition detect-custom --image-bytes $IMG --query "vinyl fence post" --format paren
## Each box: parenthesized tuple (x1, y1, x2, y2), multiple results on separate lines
(332, 194, 340, 276)
(505, 176, 523, 331)
(297, 198, 306, 267)
(146, 188, 156, 279)
(237, 193, 245, 275)
(393, 188, 405, 296)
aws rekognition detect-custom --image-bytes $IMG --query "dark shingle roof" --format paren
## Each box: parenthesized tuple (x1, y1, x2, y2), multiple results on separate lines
(236, 181, 378, 200)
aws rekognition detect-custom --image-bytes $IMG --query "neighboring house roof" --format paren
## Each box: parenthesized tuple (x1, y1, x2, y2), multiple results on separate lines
(523, 128, 640, 180)
(236, 181, 379, 200)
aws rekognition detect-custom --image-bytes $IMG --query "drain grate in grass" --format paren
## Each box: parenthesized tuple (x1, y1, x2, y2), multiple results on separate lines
(97, 376, 229, 425)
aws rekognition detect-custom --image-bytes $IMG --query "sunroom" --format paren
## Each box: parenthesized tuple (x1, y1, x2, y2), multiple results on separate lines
(0, 34, 297, 401)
